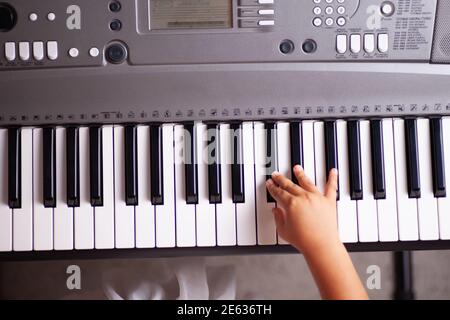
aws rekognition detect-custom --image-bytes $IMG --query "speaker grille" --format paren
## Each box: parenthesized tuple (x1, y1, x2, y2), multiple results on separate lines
(432, 1, 450, 63)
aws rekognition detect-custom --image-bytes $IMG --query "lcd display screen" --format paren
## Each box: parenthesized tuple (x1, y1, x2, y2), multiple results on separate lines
(149, 0, 233, 30)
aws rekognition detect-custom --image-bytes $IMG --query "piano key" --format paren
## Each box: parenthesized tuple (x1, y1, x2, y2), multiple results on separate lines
(135, 125, 156, 248)
(416, 119, 439, 240)
(438, 118, 450, 239)
(174, 125, 196, 247)
(74, 127, 94, 249)
(430, 117, 446, 198)
(150, 124, 164, 205)
(302, 121, 316, 185)
(276, 122, 291, 245)
(336, 121, 358, 243)
(314, 122, 326, 193)
(357, 120, 378, 242)
(230, 122, 245, 203)
(255, 122, 277, 245)
(405, 118, 421, 198)
(114, 125, 135, 249)
(89, 126, 103, 207)
(377, 119, 399, 242)
(324, 120, 339, 199)
(0, 129, 12, 252)
(94, 126, 115, 249)
(207, 123, 222, 204)
(13, 128, 33, 251)
(125, 125, 138, 206)
(394, 119, 419, 241)
(43, 127, 56, 208)
(155, 124, 176, 248)
(216, 123, 237, 246)
(289, 121, 303, 185)
(33, 128, 54, 250)
(265, 122, 278, 203)
(196, 123, 217, 247)
(54, 128, 74, 250)
(370, 120, 386, 199)
(8, 127, 21, 209)
(66, 126, 80, 207)
(236, 122, 257, 246)
(347, 120, 363, 200)
(184, 123, 198, 204)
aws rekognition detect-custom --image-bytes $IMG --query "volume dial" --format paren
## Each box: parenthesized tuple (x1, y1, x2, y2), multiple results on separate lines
(0, 3, 17, 32)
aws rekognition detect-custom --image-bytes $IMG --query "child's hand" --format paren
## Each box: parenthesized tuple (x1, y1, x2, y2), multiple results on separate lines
(266, 165, 340, 256)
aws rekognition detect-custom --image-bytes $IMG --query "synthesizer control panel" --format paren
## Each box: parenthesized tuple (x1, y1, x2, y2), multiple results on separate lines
(0, 0, 439, 69)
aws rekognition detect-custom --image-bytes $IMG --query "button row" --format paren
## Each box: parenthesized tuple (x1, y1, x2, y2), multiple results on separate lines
(313, 0, 345, 3)
(313, 16, 346, 27)
(238, 0, 275, 28)
(4, 41, 58, 62)
(336, 33, 389, 54)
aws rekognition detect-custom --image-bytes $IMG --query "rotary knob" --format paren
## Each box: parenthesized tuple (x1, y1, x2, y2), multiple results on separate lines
(0, 3, 17, 32)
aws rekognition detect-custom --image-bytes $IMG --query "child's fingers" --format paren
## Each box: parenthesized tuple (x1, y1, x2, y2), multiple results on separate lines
(324, 168, 338, 200)
(293, 165, 318, 193)
(271, 171, 303, 195)
(266, 179, 292, 204)
(272, 207, 286, 232)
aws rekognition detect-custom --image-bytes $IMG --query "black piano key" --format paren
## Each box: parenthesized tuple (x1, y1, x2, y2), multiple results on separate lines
(370, 120, 386, 200)
(289, 121, 303, 185)
(66, 126, 80, 207)
(8, 128, 21, 209)
(43, 127, 56, 208)
(150, 124, 164, 205)
(207, 123, 222, 204)
(89, 126, 103, 207)
(265, 122, 278, 203)
(125, 125, 139, 206)
(430, 117, 446, 198)
(184, 123, 198, 204)
(324, 121, 339, 200)
(231, 123, 245, 203)
(405, 118, 421, 198)
(347, 120, 363, 200)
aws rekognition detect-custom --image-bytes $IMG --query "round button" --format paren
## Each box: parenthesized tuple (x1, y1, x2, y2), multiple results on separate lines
(47, 12, 56, 21)
(313, 17, 323, 27)
(109, 1, 122, 12)
(337, 6, 346, 14)
(313, 0, 321, 3)
(105, 43, 127, 64)
(279, 40, 295, 54)
(325, 6, 333, 15)
(337, 17, 346, 26)
(69, 48, 79, 58)
(89, 47, 100, 57)
(302, 39, 317, 54)
(110, 19, 122, 31)
(325, 17, 334, 26)
(29, 13, 38, 21)
(313, 6, 321, 15)
(0, 3, 17, 32)
(381, 1, 395, 16)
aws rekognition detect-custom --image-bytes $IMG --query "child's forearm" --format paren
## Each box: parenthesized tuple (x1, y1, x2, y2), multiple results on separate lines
(303, 243, 369, 300)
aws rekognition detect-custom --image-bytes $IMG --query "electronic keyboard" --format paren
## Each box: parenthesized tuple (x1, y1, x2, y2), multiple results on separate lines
(2, 0, 450, 260)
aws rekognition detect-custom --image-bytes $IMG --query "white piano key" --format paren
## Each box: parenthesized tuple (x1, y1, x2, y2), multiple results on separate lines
(174, 125, 196, 247)
(0, 129, 12, 252)
(236, 122, 257, 246)
(13, 128, 33, 251)
(254, 122, 277, 245)
(94, 126, 115, 249)
(394, 119, 419, 241)
(336, 121, 358, 243)
(135, 125, 156, 248)
(417, 119, 439, 240)
(439, 118, 450, 239)
(114, 126, 135, 249)
(216, 124, 237, 246)
(74, 127, 94, 249)
(314, 122, 326, 193)
(276, 122, 290, 245)
(54, 128, 74, 250)
(377, 119, 399, 242)
(302, 121, 316, 185)
(357, 120, 378, 242)
(33, 128, 54, 251)
(196, 123, 217, 247)
(155, 124, 176, 248)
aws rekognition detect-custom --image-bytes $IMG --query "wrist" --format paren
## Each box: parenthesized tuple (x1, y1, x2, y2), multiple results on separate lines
(299, 239, 345, 260)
